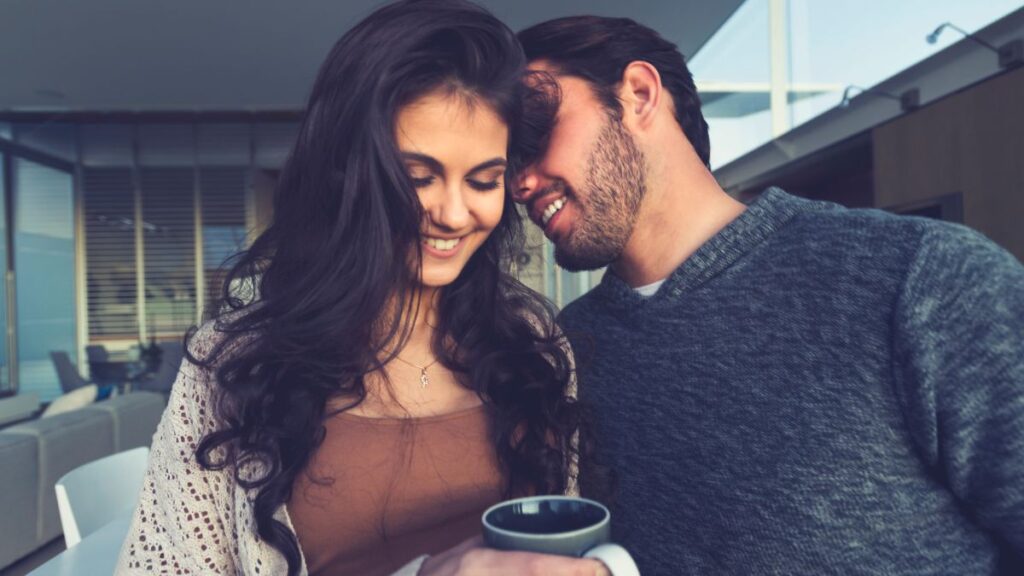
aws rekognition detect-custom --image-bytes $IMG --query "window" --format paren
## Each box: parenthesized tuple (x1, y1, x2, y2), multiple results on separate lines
(13, 158, 76, 401)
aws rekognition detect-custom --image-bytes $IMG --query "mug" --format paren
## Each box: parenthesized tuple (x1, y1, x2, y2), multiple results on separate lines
(482, 496, 640, 576)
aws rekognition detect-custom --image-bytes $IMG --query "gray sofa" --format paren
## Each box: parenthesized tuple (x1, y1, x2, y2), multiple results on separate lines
(0, 392, 165, 570)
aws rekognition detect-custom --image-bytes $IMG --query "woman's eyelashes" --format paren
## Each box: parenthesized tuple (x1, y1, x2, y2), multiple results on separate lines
(467, 179, 501, 191)
(408, 174, 502, 191)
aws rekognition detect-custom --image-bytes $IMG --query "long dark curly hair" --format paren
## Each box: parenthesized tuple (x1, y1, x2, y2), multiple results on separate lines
(186, 1, 585, 573)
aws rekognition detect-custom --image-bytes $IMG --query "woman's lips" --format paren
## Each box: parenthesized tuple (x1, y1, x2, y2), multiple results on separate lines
(422, 236, 464, 258)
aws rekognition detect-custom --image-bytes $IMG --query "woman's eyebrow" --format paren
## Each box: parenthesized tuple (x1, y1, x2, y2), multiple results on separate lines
(467, 158, 507, 176)
(400, 152, 444, 173)
(401, 153, 506, 177)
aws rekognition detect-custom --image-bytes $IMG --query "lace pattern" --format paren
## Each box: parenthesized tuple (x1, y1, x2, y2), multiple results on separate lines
(115, 323, 292, 575)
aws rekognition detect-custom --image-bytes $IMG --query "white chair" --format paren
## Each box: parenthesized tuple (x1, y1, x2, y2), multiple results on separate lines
(54, 446, 149, 547)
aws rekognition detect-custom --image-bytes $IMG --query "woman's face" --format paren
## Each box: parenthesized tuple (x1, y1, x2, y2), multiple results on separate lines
(395, 89, 508, 289)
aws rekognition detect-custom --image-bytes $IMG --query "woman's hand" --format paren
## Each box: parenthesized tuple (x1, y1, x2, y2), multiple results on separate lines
(418, 536, 611, 576)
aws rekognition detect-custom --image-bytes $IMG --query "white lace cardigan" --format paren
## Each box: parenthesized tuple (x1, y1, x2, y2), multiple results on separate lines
(115, 322, 578, 575)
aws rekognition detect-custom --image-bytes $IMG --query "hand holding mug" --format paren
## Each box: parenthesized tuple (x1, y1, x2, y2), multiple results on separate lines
(417, 535, 611, 576)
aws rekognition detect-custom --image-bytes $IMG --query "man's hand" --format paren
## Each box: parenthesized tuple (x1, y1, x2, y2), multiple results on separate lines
(418, 536, 611, 576)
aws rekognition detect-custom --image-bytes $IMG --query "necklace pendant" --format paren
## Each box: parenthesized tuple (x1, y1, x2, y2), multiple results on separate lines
(420, 369, 429, 389)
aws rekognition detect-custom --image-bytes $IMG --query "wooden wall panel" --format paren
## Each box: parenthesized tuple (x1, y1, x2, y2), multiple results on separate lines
(873, 66, 1024, 261)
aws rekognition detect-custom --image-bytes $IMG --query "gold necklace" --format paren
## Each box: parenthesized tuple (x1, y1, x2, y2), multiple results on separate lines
(392, 354, 442, 389)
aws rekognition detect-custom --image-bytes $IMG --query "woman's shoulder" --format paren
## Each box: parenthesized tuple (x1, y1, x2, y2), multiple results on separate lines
(187, 307, 263, 363)
(163, 324, 223, 433)
(172, 314, 251, 414)
(187, 318, 225, 358)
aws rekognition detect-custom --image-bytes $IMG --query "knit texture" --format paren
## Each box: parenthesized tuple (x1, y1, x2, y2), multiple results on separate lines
(561, 188, 1024, 575)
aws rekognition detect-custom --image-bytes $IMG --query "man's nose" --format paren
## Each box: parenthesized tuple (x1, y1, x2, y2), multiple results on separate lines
(512, 170, 541, 205)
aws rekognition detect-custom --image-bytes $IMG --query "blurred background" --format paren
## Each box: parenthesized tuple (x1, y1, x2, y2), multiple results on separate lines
(0, 0, 1021, 568)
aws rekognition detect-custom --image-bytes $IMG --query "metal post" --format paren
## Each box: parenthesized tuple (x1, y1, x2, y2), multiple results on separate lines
(73, 125, 89, 371)
(2, 152, 17, 392)
(769, 0, 791, 137)
(132, 125, 147, 343)
(193, 123, 205, 324)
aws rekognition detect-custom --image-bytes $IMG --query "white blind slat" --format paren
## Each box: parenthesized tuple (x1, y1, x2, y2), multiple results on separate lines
(83, 167, 139, 339)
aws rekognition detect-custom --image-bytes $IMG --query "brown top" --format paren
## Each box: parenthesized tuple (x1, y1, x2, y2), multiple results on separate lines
(288, 404, 504, 576)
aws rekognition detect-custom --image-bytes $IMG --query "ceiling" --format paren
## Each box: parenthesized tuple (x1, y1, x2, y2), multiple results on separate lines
(0, 0, 743, 113)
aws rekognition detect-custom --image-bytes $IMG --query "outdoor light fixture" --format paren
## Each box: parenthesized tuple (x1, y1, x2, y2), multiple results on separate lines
(840, 85, 920, 112)
(926, 21, 1023, 68)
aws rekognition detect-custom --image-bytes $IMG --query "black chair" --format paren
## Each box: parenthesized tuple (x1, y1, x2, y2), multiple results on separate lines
(88, 361, 136, 388)
(135, 341, 185, 396)
(50, 351, 91, 394)
(84, 344, 109, 363)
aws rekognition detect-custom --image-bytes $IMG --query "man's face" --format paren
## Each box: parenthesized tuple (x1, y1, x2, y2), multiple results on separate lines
(515, 65, 647, 271)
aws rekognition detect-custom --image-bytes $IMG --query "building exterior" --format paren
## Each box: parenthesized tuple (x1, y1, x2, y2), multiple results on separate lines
(0, 0, 1021, 402)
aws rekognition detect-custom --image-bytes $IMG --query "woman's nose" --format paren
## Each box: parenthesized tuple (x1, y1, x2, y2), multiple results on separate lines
(428, 184, 471, 230)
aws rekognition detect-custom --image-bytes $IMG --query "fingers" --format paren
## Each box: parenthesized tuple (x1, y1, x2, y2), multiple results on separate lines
(423, 543, 612, 576)
(454, 535, 484, 551)
(551, 556, 611, 576)
(587, 558, 613, 576)
(459, 549, 612, 576)
(559, 558, 611, 576)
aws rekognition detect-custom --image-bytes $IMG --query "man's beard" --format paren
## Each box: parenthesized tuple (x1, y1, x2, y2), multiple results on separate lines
(554, 116, 647, 271)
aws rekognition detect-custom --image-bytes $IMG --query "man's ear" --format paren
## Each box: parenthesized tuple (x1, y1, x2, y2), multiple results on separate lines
(617, 61, 662, 132)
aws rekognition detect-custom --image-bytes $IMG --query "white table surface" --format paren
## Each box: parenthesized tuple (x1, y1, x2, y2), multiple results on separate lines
(29, 516, 131, 576)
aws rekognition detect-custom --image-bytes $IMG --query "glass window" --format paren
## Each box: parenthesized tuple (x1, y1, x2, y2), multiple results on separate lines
(541, 241, 597, 309)
(784, 0, 1024, 130)
(254, 123, 300, 169)
(544, 242, 557, 305)
(138, 124, 193, 167)
(693, 0, 1023, 169)
(14, 123, 76, 162)
(83, 166, 139, 340)
(140, 166, 196, 339)
(78, 123, 259, 342)
(690, 0, 773, 168)
(80, 124, 133, 167)
(14, 158, 76, 401)
(200, 166, 248, 312)
(0, 153, 8, 393)
(559, 267, 585, 307)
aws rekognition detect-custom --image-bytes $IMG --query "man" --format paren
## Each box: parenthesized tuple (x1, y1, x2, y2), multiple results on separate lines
(515, 15, 1024, 575)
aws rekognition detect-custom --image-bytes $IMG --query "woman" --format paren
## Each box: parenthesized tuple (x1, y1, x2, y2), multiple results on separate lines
(115, 1, 608, 574)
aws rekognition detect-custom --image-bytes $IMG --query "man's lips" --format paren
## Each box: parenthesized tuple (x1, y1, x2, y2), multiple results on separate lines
(528, 195, 573, 242)
(530, 194, 567, 227)
(543, 200, 569, 239)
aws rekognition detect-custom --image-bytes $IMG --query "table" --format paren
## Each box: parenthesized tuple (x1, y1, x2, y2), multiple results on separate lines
(29, 516, 131, 576)
(89, 360, 145, 384)
(89, 359, 156, 395)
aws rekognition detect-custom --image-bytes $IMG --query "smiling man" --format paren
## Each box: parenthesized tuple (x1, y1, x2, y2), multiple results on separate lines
(515, 15, 1024, 576)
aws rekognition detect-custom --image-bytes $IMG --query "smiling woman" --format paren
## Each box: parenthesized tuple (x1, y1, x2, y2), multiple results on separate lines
(112, 1, 605, 576)
(397, 92, 508, 288)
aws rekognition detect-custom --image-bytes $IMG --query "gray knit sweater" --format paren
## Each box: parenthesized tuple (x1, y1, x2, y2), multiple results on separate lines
(560, 188, 1024, 575)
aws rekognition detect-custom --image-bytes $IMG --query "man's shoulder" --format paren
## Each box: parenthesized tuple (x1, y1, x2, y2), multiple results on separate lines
(791, 200, 932, 237)
(784, 202, 1022, 295)
(555, 290, 605, 330)
(783, 200, 984, 260)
